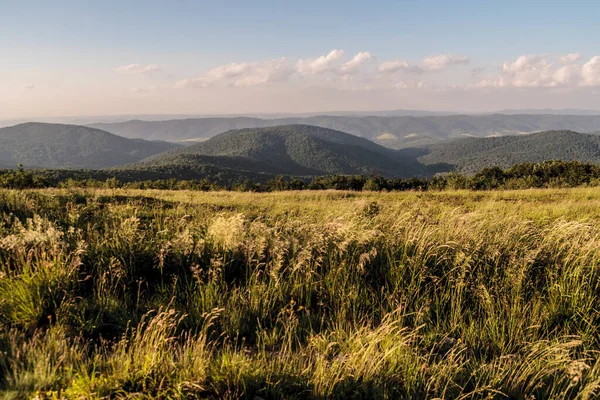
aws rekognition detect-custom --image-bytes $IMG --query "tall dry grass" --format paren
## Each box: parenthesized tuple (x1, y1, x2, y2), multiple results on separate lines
(1, 188, 600, 398)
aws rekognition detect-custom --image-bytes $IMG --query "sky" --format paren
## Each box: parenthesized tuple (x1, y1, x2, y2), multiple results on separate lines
(1, 0, 600, 119)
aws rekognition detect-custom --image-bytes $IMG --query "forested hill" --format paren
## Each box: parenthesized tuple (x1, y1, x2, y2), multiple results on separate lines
(129, 124, 449, 178)
(90, 114, 600, 148)
(0, 123, 181, 169)
(419, 130, 600, 173)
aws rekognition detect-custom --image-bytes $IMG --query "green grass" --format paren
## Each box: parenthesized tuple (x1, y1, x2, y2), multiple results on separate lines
(2, 187, 600, 398)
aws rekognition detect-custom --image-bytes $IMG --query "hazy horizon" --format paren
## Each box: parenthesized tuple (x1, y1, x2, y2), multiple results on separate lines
(4, 107, 600, 128)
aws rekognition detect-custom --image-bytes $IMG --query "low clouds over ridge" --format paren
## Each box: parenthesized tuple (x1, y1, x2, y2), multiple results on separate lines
(175, 50, 376, 88)
(475, 54, 600, 89)
(123, 51, 600, 93)
(174, 58, 293, 88)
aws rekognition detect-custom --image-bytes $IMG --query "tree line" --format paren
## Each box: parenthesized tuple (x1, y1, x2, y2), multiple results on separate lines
(1, 160, 600, 191)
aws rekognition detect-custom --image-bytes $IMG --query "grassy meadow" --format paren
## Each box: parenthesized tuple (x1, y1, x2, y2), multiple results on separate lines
(2, 187, 600, 398)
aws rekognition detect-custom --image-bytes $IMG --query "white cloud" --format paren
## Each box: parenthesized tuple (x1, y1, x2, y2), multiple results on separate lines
(174, 51, 470, 92)
(235, 58, 293, 87)
(501, 54, 558, 88)
(177, 51, 372, 89)
(559, 53, 581, 65)
(171, 51, 600, 95)
(175, 58, 292, 88)
(204, 63, 253, 83)
(114, 64, 162, 73)
(23, 84, 35, 89)
(474, 55, 557, 88)
(340, 52, 375, 74)
(419, 54, 469, 71)
(553, 64, 581, 86)
(378, 54, 469, 74)
(474, 54, 600, 89)
(296, 50, 345, 74)
(582, 56, 600, 86)
(378, 61, 410, 74)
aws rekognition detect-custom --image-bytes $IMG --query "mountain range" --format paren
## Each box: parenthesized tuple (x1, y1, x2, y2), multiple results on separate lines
(5, 121, 600, 182)
(90, 114, 600, 149)
(5, 108, 600, 129)
(496, 109, 600, 116)
(0, 109, 457, 128)
(0, 123, 180, 169)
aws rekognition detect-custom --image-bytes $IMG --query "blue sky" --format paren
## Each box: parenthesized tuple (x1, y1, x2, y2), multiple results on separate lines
(1, 0, 599, 118)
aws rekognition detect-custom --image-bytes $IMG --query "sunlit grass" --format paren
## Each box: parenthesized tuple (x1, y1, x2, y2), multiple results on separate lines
(2, 187, 600, 398)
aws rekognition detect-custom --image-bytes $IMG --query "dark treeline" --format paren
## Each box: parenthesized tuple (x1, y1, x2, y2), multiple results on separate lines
(1, 160, 600, 192)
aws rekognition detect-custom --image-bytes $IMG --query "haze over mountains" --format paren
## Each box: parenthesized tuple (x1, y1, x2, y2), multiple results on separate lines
(4, 108, 600, 129)
(90, 113, 600, 149)
(0, 110, 455, 129)
(0, 123, 180, 169)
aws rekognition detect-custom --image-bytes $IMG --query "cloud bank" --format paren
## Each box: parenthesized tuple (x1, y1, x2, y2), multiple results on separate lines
(124, 51, 600, 95)
(175, 58, 293, 88)
(474, 54, 600, 89)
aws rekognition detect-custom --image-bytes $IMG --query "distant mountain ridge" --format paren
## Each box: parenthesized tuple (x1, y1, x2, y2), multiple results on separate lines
(90, 114, 600, 149)
(0, 109, 455, 128)
(4, 121, 600, 182)
(496, 109, 600, 116)
(419, 130, 600, 173)
(92, 117, 265, 143)
(0, 123, 181, 169)
(130, 124, 449, 179)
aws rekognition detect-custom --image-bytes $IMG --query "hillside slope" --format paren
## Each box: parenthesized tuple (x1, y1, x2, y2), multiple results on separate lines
(0, 123, 180, 168)
(132, 125, 447, 178)
(90, 114, 600, 148)
(419, 130, 600, 173)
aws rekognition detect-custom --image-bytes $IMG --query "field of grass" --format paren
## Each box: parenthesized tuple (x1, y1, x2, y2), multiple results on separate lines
(2, 187, 600, 398)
